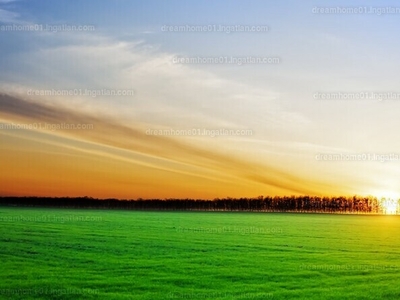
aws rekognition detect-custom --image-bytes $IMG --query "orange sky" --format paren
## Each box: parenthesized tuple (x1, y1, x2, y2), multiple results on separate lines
(0, 94, 338, 199)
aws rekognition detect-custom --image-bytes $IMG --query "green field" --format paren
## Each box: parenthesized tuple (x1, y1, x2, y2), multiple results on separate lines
(0, 207, 400, 299)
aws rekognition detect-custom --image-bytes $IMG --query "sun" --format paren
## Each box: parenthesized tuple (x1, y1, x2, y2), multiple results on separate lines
(368, 189, 399, 214)
(379, 198, 398, 215)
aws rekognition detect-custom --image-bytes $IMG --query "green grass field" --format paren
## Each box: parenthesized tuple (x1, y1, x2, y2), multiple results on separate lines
(0, 207, 400, 299)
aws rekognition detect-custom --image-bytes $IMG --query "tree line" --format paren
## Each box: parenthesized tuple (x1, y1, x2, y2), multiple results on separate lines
(0, 196, 398, 214)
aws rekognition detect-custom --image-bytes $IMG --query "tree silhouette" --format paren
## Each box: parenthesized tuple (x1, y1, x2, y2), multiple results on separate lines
(0, 195, 396, 214)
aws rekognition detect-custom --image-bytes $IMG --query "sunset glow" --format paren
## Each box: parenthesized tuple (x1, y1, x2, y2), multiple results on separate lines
(380, 198, 398, 215)
(1, 1, 400, 200)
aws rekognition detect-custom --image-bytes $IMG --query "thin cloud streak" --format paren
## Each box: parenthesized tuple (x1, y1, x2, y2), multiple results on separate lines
(0, 93, 321, 196)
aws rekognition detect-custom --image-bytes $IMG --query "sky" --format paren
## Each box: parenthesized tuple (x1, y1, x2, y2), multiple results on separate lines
(1, 0, 400, 199)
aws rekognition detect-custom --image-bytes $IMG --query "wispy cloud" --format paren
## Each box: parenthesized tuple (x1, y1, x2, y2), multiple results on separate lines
(0, 8, 19, 23)
(0, 0, 27, 25)
(2, 33, 306, 138)
(0, 30, 378, 198)
(0, 93, 322, 196)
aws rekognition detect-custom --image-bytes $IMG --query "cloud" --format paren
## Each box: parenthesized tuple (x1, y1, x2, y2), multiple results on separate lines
(0, 28, 343, 197)
(0, 93, 322, 196)
(0, 8, 19, 23)
(0, 20, 355, 198)
(2, 32, 308, 139)
(0, 0, 23, 23)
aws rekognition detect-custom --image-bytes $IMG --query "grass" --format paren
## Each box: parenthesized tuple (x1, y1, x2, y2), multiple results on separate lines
(0, 207, 400, 299)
